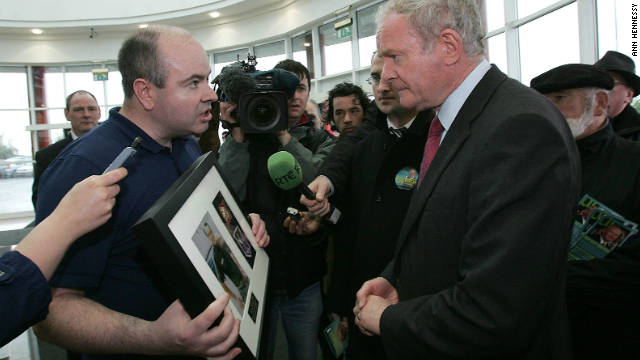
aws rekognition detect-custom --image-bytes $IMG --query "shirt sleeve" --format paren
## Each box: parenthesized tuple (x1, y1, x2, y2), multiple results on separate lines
(0, 251, 51, 346)
(217, 138, 251, 201)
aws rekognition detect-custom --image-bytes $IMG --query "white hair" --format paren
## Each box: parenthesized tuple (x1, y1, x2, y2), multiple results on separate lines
(376, 0, 485, 56)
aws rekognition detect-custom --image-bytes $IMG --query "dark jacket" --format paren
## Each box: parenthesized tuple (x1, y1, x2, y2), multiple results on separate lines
(322, 105, 433, 360)
(576, 121, 640, 224)
(380, 66, 580, 359)
(567, 121, 640, 359)
(612, 104, 640, 142)
(218, 119, 335, 298)
(32, 134, 73, 208)
(323, 104, 434, 316)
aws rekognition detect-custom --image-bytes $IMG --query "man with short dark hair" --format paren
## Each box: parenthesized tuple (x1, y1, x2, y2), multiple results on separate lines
(594, 50, 640, 141)
(34, 25, 269, 359)
(343, 0, 580, 358)
(304, 53, 434, 360)
(32, 90, 100, 208)
(327, 82, 369, 136)
(217, 59, 333, 360)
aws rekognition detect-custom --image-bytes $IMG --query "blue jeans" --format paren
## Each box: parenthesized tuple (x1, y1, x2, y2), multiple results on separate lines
(263, 282, 323, 360)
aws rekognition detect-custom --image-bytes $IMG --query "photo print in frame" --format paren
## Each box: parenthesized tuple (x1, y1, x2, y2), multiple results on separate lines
(134, 151, 269, 358)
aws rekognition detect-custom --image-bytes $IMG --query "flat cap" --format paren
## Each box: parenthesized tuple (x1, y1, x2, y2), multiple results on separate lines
(530, 63, 613, 94)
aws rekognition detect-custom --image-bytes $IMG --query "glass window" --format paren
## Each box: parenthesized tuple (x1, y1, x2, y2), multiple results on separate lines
(106, 64, 124, 110)
(65, 65, 106, 105)
(32, 109, 66, 152)
(0, 110, 31, 156)
(320, 17, 353, 76)
(517, 0, 564, 19)
(35, 109, 66, 125)
(518, 3, 579, 86)
(43, 66, 65, 109)
(357, 2, 382, 67)
(35, 128, 66, 150)
(597, 0, 640, 72)
(214, 48, 250, 76)
(484, 0, 505, 32)
(0, 161, 34, 214)
(255, 41, 286, 71)
(293, 32, 314, 78)
(487, 33, 508, 74)
(0, 67, 28, 109)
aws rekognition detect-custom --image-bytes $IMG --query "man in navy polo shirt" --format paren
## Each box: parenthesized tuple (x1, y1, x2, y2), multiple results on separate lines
(34, 25, 269, 359)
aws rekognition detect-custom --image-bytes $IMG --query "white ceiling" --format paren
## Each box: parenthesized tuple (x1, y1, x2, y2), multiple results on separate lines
(0, 0, 294, 38)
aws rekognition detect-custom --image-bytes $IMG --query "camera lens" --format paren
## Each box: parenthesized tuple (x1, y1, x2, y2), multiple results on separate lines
(238, 91, 289, 133)
(248, 96, 280, 129)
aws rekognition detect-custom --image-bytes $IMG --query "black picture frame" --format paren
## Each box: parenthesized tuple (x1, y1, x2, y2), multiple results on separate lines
(134, 151, 269, 359)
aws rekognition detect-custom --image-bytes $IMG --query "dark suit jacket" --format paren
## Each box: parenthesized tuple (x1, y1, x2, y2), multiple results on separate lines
(32, 134, 73, 208)
(379, 66, 581, 359)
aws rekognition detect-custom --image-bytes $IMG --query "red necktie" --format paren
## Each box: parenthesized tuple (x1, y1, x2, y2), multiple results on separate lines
(418, 116, 444, 187)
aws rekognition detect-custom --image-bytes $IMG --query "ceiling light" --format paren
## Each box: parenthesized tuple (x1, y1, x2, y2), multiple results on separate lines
(138, 24, 148, 29)
(31, 28, 43, 35)
(304, 42, 311, 47)
(209, 11, 221, 18)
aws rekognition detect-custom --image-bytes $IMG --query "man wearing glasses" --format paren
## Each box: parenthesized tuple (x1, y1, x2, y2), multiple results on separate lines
(595, 50, 640, 142)
(303, 53, 434, 360)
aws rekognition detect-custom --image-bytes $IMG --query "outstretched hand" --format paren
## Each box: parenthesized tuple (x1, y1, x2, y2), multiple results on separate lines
(300, 176, 332, 216)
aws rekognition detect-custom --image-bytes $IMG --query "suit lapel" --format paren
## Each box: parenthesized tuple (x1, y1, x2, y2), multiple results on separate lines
(395, 66, 509, 251)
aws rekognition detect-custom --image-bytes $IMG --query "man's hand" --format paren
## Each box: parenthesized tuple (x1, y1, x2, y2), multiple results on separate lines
(248, 213, 270, 247)
(148, 295, 241, 359)
(219, 102, 244, 143)
(300, 176, 332, 216)
(283, 211, 322, 235)
(274, 130, 292, 147)
(353, 277, 398, 336)
(354, 295, 391, 336)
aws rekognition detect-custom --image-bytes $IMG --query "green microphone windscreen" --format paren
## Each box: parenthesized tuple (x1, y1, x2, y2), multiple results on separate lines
(267, 151, 303, 190)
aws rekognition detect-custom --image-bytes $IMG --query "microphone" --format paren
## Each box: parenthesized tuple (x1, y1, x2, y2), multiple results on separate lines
(267, 151, 341, 224)
(267, 151, 316, 200)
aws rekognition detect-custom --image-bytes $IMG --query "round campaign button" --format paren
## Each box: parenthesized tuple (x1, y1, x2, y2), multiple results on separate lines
(395, 167, 418, 190)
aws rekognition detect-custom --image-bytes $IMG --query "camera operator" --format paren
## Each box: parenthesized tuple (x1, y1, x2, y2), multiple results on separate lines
(217, 59, 335, 360)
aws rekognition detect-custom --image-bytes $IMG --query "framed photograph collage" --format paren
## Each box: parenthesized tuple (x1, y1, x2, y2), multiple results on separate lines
(134, 152, 269, 358)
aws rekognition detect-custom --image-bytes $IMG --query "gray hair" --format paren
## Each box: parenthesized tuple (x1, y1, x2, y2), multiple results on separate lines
(376, 0, 485, 56)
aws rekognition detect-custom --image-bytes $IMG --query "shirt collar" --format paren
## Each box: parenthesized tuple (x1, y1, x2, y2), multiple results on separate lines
(437, 59, 491, 131)
(387, 116, 416, 130)
(108, 107, 189, 154)
(289, 113, 311, 131)
(70, 129, 80, 140)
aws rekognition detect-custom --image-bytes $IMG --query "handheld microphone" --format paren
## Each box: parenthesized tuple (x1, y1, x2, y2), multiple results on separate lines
(266, 151, 316, 200)
(103, 137, 142, 174)
(267, 151, 341, 224)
